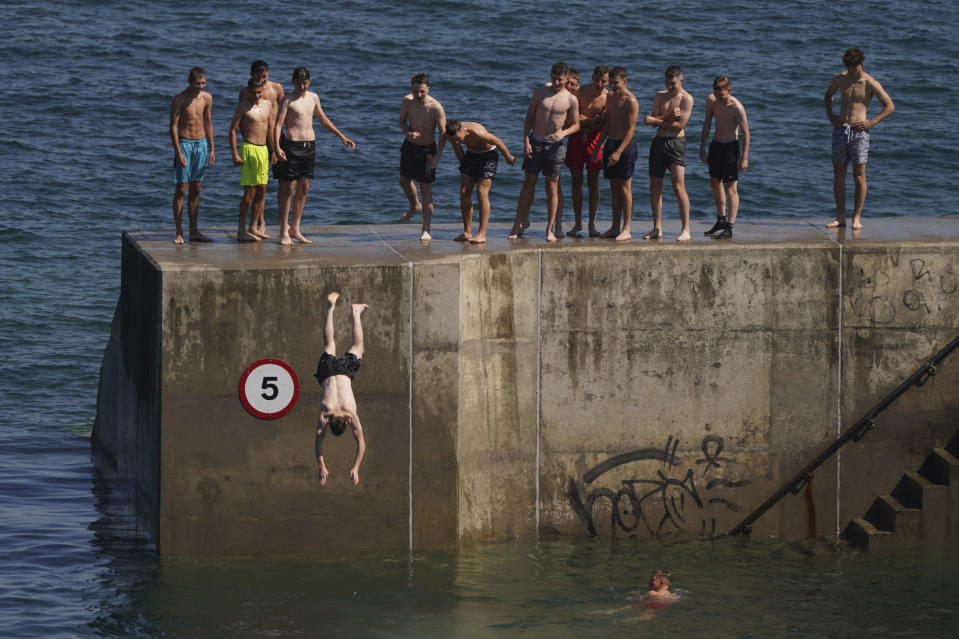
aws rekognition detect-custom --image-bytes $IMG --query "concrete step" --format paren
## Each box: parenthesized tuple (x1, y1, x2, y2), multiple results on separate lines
(946, 429, 959, 459)
(841, 517, 896, 551)
(918, 448, 959, 489)
(864, 494, 922, 536)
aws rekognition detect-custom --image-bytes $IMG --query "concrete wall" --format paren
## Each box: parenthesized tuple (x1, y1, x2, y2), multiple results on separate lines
(93, 220, 959, 554)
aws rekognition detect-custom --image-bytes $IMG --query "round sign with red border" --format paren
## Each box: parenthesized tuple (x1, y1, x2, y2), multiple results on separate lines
(238, 358, 300, 420)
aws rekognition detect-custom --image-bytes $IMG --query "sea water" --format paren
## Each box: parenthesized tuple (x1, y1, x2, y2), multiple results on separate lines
(2, 0, 959, 636)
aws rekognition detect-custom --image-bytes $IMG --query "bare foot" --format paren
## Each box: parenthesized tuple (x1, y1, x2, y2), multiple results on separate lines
(280, 234, 293, 247)
(677, 229, 691, 242)
(469, 234, 487, 244)
(454, 232, 472, 242)
(851, 218, 863, 230)
(399, 208, 421, 223)
(351, 302, 368, 314)
(189, 232, 212, 243)
(237, 230, 259, 242)
(254, 225, 271, 240)
(546, 231, 557, 242)
(420, 230, 432, 241)
(588, 227, 602, 237)
(826, 218, 846, 228)
(508, 221, 529, 239)
(174, 234, 185, 245)
(642, 228, 662, 240)
(248, 226, 268, 240)
(328, 291, 339, 305)
(602, 227, 621, 238)
(615, 230, 632, 241)
(292, 230, 313, 244)
(568, 224, 583, 236)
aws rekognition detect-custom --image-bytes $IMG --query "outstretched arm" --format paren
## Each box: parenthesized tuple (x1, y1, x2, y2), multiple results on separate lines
(349, 417, 366, 485)
(314, 421, 329, 485)
(316, 97, 356, 150)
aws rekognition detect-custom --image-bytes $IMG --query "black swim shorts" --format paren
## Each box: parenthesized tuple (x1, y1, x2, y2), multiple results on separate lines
(521, 135, 565, 177)
(400, 140, 437, 183)
(649, 136, 686, 178)
(602, 138, 637, 181)
(460, 148, 499, 181)
(273, 137, 316, 182)
(314, 352, 362, 384)
(707, 139, 741, 183)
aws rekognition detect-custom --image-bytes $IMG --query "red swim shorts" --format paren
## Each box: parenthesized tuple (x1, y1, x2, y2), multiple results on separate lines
(565, 130, 604, 171)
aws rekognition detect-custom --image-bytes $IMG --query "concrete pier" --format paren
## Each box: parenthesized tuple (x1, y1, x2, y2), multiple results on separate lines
(93, 218, 959, 554)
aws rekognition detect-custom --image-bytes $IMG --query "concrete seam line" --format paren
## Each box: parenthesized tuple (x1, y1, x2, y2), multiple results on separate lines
(366, 227, 415, 553)
(836, 244, 843, 538)
(535, 249, 542, 533)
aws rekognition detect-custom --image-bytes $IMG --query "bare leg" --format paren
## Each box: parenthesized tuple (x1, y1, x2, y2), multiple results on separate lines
(510, 172, 538, 238)
(324, 292, 338, 355)
(615, 177, 633, 241)
(827, 162, 848, 227)
(348, 302, 368, 357)
(237, 187, 259, 242)
(278, 181, 294, 246)
(419, 182, 433, 241)
(568, 167, 584, 235)
(726, 180, 739, 225)
(173, 182, 188, 244)
(545, 176, 560, 242)
(472, 178, 492, 243)
(672, 165, 691, 242)
(644, 176, 664, 239)
(710, 177, 726, 218)
(399, 176, 422, 222)
(456, 174, 475, 241)
(851, 163, 866, 229)
(603, 178, 622, 238)
(248, 186, 270, 239)
(554, 181, 564, 238)
(587, 168, 602, 236)
(290, 177, 313, 243)
(186, 182, 210, 242)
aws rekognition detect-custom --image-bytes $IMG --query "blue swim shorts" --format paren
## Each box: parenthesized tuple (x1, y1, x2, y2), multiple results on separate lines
(831, 125, 869, 165)
(173, 137, 209, 184)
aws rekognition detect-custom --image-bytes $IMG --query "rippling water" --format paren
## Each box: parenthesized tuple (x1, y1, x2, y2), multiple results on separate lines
(2, 0, 959, 635)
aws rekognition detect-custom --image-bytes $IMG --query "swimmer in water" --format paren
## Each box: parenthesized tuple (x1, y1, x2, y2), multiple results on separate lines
(602, 569, 679, 617)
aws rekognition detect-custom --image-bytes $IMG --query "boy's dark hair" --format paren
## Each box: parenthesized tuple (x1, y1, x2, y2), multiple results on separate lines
(292, 66, 311, 83)
(551, 61, 569, 76)
(593, 65, 610, 78)
(188, 67, 206, 81)
(665, 66, 683, 79)
(568, 68, 580, 80)
(843, 47, 865, 68)
(713, 75, 730, 91)
(251, 60, 269, 75)
(610, 66, 627, 80)
(411, 73, 430, 86)
(328, 414, 350, 437)
(445, 119, 462, 135)
(654, 569, 673, 585)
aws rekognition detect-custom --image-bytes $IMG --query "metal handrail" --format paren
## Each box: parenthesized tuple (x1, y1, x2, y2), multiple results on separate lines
(729, 334, 959, 536)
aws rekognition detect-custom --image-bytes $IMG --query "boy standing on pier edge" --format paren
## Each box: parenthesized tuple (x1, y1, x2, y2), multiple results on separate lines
(824, 47, 895, 230)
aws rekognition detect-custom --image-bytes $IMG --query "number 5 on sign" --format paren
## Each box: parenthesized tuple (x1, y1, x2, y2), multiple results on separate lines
(238, 359, 300, 419)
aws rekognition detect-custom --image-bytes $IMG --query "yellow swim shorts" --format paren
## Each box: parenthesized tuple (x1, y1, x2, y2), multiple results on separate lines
(240, 142, 269, 186)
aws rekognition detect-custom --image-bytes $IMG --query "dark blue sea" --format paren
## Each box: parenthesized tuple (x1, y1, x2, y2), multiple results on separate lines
(2, 0, 959, 636)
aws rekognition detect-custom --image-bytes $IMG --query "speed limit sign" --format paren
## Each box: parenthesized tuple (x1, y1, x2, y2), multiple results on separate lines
(238, 359, 300, 419)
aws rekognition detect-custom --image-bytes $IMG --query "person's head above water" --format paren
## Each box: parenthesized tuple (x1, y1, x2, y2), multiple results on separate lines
(649, 569, 672, 592)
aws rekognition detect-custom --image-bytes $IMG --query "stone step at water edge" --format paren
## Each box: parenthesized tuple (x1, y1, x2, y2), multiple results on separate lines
(864, 494, 922, 535)
(918, 448, 959, 488)
(841, 518, 895, 551)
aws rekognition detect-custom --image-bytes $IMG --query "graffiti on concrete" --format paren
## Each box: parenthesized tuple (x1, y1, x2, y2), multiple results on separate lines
(846, 256, 957, 325)
(566, 434, 750, 537)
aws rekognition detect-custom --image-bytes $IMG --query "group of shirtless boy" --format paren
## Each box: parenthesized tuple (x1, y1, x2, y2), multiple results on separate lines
(171, 48, 893, 246)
